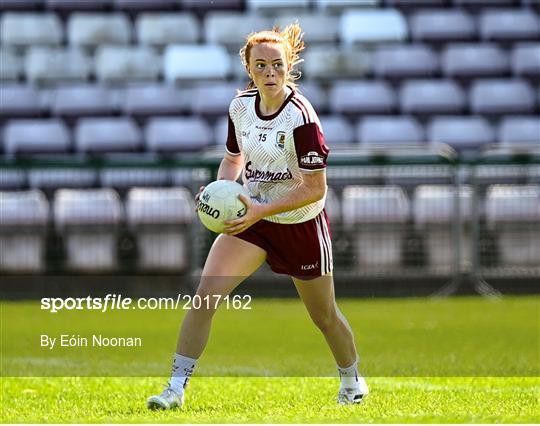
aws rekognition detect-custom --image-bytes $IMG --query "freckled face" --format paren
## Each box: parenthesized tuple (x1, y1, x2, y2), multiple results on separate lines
(247, 43, 289, 95)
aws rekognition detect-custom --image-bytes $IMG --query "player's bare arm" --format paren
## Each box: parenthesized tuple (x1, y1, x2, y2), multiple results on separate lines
(218, 152, 244, 181)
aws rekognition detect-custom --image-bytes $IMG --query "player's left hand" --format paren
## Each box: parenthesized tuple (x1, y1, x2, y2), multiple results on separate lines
(224, 194, 264, 236)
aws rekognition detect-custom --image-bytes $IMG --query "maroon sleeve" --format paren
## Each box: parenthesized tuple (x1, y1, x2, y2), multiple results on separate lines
(226, 114, 240, 155)
(293, 122, 330, 171)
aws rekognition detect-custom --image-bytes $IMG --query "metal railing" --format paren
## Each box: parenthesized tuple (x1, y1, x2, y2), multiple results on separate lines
(1, 143, 539, 296)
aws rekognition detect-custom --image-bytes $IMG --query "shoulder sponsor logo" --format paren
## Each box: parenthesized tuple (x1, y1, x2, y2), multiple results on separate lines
(300, 151, 324, 166)
(276, 131, 286, 149)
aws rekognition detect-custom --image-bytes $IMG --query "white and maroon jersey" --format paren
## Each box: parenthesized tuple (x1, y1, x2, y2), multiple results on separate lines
(226, 86, 330, 224)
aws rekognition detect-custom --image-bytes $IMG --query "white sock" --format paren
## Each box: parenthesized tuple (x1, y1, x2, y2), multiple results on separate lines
(338, 357, 360, 390)
(169, 353, 197, 395)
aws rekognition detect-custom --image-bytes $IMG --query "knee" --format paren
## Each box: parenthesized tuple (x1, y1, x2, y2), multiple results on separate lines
(311, 310, 339, 334)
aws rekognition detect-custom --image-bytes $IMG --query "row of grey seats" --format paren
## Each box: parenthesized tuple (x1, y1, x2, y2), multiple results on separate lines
(2, 78, 539, 117)
(2, 42, 539, 83)
(1, 114, 538, 158)
(1, 9, 539, 50)
(0, 187, 195, 272)
(2, 160, 540, 193)
(0, 0, 243, 12)
(0, 166, 207, 191)
(337, 184, 540, 271)
(2, 0, 537, 13)
(1, 184, 538, 272)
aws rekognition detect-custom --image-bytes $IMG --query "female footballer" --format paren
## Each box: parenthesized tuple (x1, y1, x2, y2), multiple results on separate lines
(147, 23, 368, 409)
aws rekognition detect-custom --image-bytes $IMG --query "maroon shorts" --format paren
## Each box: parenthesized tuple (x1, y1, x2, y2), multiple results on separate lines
(234, 209, 333, 280)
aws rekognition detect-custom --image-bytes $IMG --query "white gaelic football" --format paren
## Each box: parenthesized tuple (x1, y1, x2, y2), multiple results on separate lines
(197, 180, 250, 233)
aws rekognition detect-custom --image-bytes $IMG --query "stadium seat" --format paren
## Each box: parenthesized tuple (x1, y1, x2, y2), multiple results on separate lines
(1, 0, 44, 11)
(190, 82, 239, 116)
(319, 115, 355, 146)
(4, 119, 70, 155)
(0, 48, 21, 81)
(329, 81, 396, 114)
(357, 116, 424, 145)
(75, 118, 143, 153)
(213, 116, 228, 146)
(512, 43, 540, 79)
(25, 47, 92, 84)
(67, 13, 131, 48)
(54, 188, 123, 271)
(99, 168, 170, 189)
(427, 116, 495, 153)
(470, 79, 536, 115)
(164, 45, 231, 82)
(121, 83, 187, 117)
(203, 12, 271, 50)
(340, 9, 407, 45)
(113, 0, 178, 11)
(410, 9, 476, 42)
(342, 185, 410, 270)
(126, 187, 196, 271)
(46, 0, 112, 11)
(414, 185, 473, 272)
(145, 117, 213, 152)
(384, 0, 446, 9)
(170, 168, 210, 187)
(136, 13, 199, 46)
(0, 190, 49, 272)
(297, 82, 327, 113)
(0, 13, 62, 48)
(0, 170, 26, 190)
(179, 0, 243, 11)
(453, 0, 516, 7)
(522, 0, 540, 11)
(498, 116, 540, 145)
(0, 85, 43, 118)
(247, 0, 310, 14)
(325, 186, 341, 224)
(399, 79, 466, 114)
(94, 46, 160, 83)
(28, 168, 97, 190)
(274, 14, 339, 44)
(441, 43, 510, 78)
(230, 54, 250, 79)
(372, 44, 439, 79)
(485, 184, 540, 267)
(51, 84, 116, 118)
(480, 9, 540, 41)
(385, 163, 456, 190)
(303, 46, 371, 80)
(314, 0, 380, 13)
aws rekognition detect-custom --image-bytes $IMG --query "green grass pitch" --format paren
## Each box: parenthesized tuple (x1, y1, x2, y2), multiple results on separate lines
(1, 296, 539, 423)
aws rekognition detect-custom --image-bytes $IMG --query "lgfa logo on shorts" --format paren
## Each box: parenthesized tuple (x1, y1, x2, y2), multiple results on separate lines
(301, 261, 319, 271)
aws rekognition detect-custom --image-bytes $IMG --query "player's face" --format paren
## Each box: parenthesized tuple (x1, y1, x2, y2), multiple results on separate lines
(247, 43, 289, 96)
